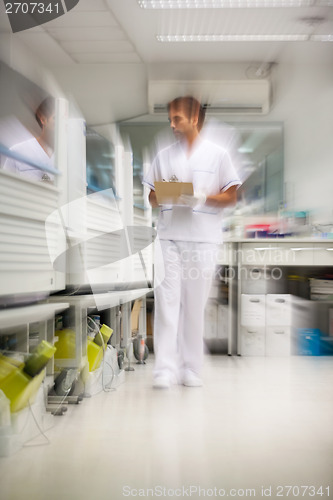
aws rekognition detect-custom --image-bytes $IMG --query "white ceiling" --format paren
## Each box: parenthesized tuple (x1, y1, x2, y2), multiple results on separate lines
(0, 0, 332, 66)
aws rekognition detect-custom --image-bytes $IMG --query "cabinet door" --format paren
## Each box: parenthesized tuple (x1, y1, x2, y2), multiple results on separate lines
(240, 243, 315, 266)
(313, 243, 333, 266)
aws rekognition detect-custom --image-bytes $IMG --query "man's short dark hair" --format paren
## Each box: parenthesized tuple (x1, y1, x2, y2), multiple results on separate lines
(35, 96, 55, 128)
(167, 96, 206, 131)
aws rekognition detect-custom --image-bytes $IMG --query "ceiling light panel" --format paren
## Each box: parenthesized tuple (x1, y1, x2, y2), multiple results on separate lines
(156, 34, 310, 40)
(311, 34, 333, 39)
(138, 0, 332, 8)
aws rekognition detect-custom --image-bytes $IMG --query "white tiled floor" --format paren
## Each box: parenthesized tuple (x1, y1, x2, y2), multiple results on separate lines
(1, 355, 333, 500)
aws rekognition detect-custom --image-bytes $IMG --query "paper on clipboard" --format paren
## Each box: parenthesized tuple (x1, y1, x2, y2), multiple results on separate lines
(154, 181, 193, 205)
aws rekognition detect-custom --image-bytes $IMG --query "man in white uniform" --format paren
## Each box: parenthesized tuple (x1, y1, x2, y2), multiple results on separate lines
(144, 96, 241, 389)
(3, 97, 55, 182)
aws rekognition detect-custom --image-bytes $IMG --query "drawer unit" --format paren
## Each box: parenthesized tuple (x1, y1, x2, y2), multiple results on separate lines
(266, 294, 292, 326)
(240, 326, 265, 356)
(241, 294, 266, 327)
(313, 243, 333, 266)
(266, 326, 292, 356)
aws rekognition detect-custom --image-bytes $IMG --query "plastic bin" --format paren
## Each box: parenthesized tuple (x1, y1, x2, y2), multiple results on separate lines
(296, 328, 320, 356)
(54, 329, 76, 359)
(320, 336, 333, 355)
(0, 355, 23, 383)
(24, 340, 56, 377)
(93, 324, 113, 347)
(87, 338, 103, 372)
(0, 369, 45, 413)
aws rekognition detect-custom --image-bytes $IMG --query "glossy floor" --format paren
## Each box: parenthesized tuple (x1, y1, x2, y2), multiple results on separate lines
(1, 355, 333, 500)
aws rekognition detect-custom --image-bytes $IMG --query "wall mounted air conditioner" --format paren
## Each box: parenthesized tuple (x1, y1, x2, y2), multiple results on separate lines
(148, 80, 271, 116)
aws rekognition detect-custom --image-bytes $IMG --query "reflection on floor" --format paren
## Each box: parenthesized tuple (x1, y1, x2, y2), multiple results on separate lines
(0, 354, 332, 500)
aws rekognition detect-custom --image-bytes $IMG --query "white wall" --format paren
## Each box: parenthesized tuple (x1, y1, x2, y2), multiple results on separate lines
(273, 63, 333, 221)
(0, 34, 64, 98)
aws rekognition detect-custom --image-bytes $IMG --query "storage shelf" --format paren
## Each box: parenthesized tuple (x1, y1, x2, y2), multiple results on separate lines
(0, 303, 69, 331)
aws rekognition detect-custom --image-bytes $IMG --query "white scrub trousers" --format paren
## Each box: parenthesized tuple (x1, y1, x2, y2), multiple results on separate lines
(153, 239, 217, 382)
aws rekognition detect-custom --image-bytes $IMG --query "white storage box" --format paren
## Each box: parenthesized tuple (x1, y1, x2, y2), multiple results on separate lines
(266, 294, 292, 326)
(241, 294, 266, 327)
(266, 326, 292, 356)
(241, 267, 285, 295)
(240, 326, 265, 356)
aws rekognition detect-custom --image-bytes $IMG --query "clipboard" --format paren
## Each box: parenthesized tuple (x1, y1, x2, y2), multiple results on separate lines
(154, 181, 193, 205)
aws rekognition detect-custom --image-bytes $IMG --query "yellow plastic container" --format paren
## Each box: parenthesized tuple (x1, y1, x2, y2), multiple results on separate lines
(0, 368, 45, 413)
(93, 324, 113, 347)
(87, 338, 103, 372)
(24, 340, 56, 377)
(0, 355, 23, 383)
(54, 329, 76, 359)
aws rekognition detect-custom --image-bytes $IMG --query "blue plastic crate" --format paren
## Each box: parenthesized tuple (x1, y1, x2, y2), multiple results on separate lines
(320, 336, 333, 356)
(297, 328, 321, 356)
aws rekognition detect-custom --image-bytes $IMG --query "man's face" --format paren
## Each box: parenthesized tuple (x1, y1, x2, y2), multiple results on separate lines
(168, 105, 198, 141)
(39, 112, 56, 134)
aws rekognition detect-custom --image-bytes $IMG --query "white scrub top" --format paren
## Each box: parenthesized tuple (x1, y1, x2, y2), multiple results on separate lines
(143, 137, 241, 244)
(3, 137, 54, 182)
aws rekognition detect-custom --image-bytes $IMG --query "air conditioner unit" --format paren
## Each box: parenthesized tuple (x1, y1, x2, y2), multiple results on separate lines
(148, 80, 271, 116)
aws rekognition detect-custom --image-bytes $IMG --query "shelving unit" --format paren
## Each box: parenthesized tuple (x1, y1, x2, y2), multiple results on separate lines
(217, 238, 333, 355)
(0, 302, 69, 456)
(46, 288, 150, 370)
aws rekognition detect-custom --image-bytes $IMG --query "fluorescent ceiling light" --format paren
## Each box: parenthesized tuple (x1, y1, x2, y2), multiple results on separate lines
(238, 147, 254, 153)
(138, 0, 331, 8)
(157, 34, 310, 41)
(311, 34, 333, 41)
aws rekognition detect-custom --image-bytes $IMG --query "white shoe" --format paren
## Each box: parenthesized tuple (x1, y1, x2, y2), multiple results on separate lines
(182, 371, 203, 387)
(153, 375, 171, 389)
